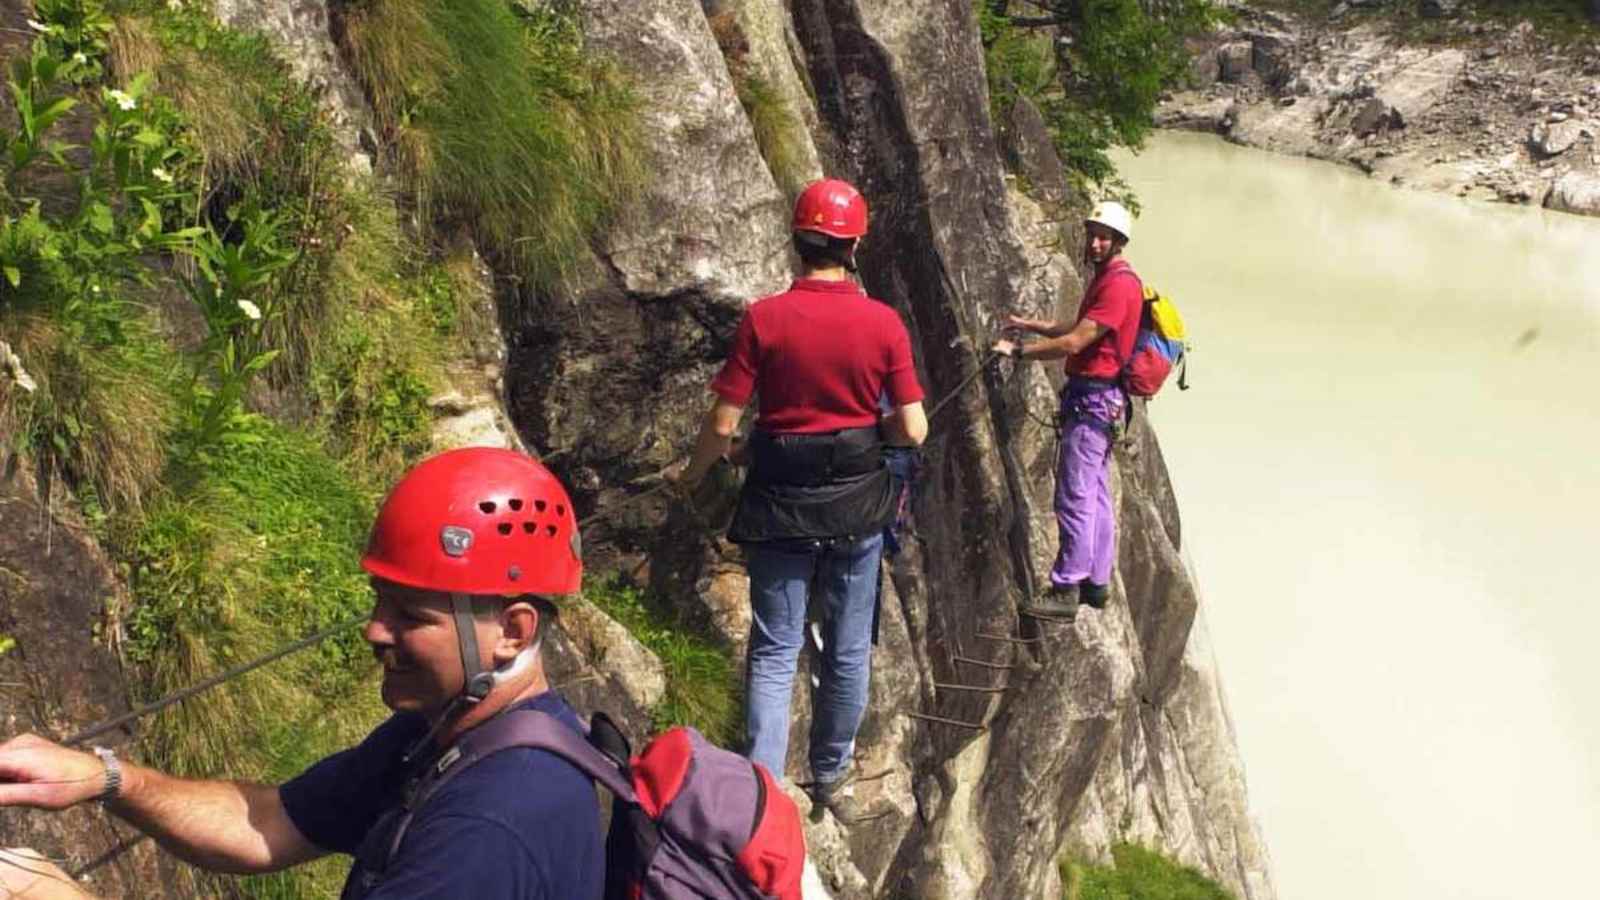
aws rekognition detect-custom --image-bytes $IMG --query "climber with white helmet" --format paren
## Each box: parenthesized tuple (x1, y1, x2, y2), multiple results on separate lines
(992, 200, 1144, 622)
(0, 448, 603, 899)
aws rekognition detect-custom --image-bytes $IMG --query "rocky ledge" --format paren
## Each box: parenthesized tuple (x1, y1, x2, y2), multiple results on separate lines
(1161, 5, 1600, 215)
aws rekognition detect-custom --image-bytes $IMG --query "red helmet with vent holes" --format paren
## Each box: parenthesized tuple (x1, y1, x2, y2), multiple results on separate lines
(792, 178, 867, 239)
(361, 447, 582, 597)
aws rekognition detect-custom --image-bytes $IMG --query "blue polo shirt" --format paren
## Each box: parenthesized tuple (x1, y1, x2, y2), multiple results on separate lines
(280, 692, 603, 900)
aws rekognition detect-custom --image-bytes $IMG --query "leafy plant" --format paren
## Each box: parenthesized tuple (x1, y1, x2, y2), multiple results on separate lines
(28, 0, 116, 84)
(979, 0, 1222, 195)
(175, 205, 297, 458)
(1, 23, 198, 509)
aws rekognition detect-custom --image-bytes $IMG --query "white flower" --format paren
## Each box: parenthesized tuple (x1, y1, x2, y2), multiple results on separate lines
(26, 19, 50, 33)
(238, 300, 262, 321)
(71, 52, 87, 64)
(151, 167, 173, 183)
(167, 0, 183, 9)
(107, 89, 136, 111)
(0, 341, 38, 394)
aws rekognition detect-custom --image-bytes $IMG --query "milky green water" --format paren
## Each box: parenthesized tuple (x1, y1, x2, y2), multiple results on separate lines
(1114, 131, 1600, 900)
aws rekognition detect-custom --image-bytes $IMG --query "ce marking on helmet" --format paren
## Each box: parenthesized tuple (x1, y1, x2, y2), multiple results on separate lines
(440, 525, 474, 557)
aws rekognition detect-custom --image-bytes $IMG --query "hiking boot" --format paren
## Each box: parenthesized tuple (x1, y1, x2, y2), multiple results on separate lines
(1021, 583, 1079, 621)
(1079, 582, 1109, 610)
(809, 775, 854, 823)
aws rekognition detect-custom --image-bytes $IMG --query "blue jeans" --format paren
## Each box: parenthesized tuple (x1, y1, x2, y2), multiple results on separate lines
(744, 533, 884, 784)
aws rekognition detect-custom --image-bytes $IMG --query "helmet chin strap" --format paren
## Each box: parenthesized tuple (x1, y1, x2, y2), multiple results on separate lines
(404, 595, 538, 763)
(451, 593, 495, 703)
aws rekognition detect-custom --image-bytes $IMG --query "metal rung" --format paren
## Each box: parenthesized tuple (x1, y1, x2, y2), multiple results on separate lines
(952, 655, 1014, 670)
(906, 711, 987, 730)
(976, 632, 1042, 644)
(932, 682, 1009, 694)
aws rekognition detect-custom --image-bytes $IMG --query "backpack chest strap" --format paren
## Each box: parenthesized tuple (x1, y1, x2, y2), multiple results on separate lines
(380, 710, 636, 875)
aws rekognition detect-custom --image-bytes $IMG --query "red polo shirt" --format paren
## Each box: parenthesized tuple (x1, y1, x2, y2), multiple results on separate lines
(710, 278, 925, 434)
(1067, 257, 1143, 380)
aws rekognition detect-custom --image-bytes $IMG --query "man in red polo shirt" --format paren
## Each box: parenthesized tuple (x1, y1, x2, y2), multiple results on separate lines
(993, 201, 1143, 622)
(673, 179, 926, 816)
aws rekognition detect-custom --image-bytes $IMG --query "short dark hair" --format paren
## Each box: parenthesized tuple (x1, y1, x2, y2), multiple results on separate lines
(793, 230, 856, 270)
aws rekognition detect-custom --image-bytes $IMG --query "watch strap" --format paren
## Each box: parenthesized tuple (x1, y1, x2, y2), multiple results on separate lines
(92, 745, 122, 802)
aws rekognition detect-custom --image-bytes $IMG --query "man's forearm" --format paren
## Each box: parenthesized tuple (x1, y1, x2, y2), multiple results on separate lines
(110, 765, 319, 874)
(682, 426, 732, 486)
(681, 400, 744, 486)
(1014, 317, 1071, 338)
(1019, 319, 1105, 361)
(1019, 333, 1082, 361)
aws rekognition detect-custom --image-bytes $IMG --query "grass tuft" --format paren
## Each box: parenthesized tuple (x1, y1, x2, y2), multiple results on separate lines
(1, 311, 177, 515)
(114, 418, 386, 895)
(584, 573, 743, 748)
(1063, 842, 1237, 900)
(707, 10, 812, 195)
(340, 0, 645, 291)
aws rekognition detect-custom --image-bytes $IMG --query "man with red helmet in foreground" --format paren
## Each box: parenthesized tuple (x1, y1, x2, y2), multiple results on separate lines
(672, 178, 927, 818)
(0, 448, 603, 899)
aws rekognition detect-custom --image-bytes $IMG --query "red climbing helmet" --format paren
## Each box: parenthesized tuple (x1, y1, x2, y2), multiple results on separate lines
(362, 447, 582, 597)
(792, 178, 868, 239)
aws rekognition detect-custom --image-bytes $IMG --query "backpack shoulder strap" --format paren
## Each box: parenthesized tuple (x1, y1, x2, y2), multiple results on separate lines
(383, 709, 637, 871)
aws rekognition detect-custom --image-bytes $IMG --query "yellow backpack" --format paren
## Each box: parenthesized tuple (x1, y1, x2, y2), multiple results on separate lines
(1121, 285, 1190, 397)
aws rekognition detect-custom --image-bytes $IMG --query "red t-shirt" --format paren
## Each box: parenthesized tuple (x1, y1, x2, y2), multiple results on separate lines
(710, 278, 925, 434)
(1067, 258, 1143, 379)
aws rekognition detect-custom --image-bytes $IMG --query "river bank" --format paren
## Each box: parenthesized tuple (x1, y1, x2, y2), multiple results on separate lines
(1159, 4, 1600, 215)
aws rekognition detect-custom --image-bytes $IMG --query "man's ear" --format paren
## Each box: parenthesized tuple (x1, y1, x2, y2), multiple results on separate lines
(491, 601, 540, 664)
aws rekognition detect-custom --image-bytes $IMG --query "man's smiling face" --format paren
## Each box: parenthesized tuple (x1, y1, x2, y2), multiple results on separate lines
(364, 579, 466, 716)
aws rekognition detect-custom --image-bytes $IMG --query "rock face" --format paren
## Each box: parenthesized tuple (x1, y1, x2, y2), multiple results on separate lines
(212, 0, 374, 173)
(530, 0, 1276, 897)
(0, 476, 182, 895)
(1546, 169, 1600, 215)
(1160, 10, 1600, 217)
(0, 1, 1275, 897)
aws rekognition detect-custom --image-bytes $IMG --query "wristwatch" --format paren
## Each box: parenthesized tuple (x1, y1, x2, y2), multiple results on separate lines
(92, 745, 123, 802)
(1011, 344, 1025, 361)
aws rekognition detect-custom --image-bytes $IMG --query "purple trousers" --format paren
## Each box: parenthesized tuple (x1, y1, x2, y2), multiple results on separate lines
(1049, 380, 1124, 588)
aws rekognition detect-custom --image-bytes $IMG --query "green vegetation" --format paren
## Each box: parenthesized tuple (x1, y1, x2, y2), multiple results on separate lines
(339, 0, 645, 290)
(1063, 843, 1237, 900)
(3, 1, 654, 893)
(978, 0, 1222, 200)
(1, 1, 618, 894)
(584, 574, 743, 747)
(706, 10, 812, 195)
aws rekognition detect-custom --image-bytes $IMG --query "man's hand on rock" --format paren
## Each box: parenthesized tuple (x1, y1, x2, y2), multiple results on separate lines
(662, 459, 697, 500)
(0, 735, 106, 811)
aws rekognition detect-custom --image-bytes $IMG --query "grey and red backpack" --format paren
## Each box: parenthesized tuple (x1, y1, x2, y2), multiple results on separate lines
(381, 709, 806, 900)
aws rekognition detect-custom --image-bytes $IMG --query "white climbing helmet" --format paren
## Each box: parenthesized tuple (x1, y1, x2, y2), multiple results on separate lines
(1085, 200, 1133, 243)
